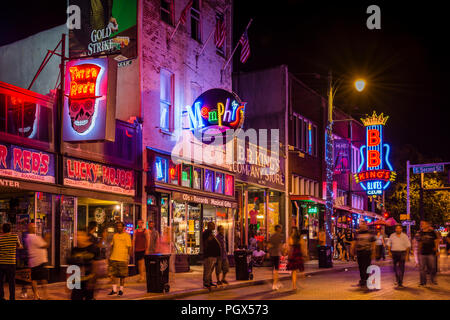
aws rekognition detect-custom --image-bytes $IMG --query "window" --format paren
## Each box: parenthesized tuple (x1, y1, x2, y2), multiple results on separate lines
(160, 0, 174, 25)
(292, 175, 319, 198)
(193, 167, 202, 189)
(155, 157, 168, 183)
(181, 164, 192, 188)
(291, 113, 317, 156)
(160, 69, 174, 131)
(190, 0, 201, 41)
(215, 12, 225, 56)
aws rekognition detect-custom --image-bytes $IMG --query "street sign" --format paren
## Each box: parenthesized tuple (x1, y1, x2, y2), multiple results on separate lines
(413, 165, 444, 174)
(402, 220, 416, 226)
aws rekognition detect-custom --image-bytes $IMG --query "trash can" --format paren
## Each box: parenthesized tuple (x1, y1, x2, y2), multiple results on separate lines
(145, 254, 171, 293)
(318, 245, 333, 268)
(234, 250, 253, 280)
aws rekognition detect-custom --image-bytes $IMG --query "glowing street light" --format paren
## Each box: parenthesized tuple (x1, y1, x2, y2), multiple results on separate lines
(354, 79, 366, 92)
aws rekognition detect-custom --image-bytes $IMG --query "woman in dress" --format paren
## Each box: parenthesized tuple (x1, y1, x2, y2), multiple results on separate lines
(286, 227, 304, 291)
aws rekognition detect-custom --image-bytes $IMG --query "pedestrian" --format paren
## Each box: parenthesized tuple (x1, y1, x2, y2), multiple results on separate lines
(417, 220, 440, 286)
(352, 222, 376, 288)
(375, 231, 385, 261)
(252, 243, 266, 266)
(248, 234, 257, 252)
(215, 225, 229, 286)
(69, 230, 100, 300)
(26, 223, 50, 300)
(0, 223, 23, 300)
(147, 221, 160, 254)
(107, 222, 132, 296)
(202, 222, 221, 291)
(387, 224, 411, 288)
(268, 224, 284, 290)
(133, 219, 149, 282)
(338, 231, 346, 261)
(344, 230, 353, 261)
(286, 226, 304, 292)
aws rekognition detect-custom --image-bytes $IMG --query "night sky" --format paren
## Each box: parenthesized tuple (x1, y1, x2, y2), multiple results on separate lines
(1, 0, 448, 161)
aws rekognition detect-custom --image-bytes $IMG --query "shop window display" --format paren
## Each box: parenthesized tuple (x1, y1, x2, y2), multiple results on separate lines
(60, 196, 75, 266)
(187, 203, 201, 254)
(173, 201, 187, 254)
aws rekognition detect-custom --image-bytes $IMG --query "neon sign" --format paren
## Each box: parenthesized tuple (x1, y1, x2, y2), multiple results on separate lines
(354, 112, 396, 195)
(63, 57, 116, 142)
(185, 89, 246, 132)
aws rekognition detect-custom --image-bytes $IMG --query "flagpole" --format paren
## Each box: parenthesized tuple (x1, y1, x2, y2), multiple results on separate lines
(169, 20, 182, 42)
(222, 18, 253, 71)
(197, 4, 231, 58)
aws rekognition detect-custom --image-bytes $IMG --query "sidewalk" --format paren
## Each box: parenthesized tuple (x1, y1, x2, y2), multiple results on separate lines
(16, 258, 391, 300)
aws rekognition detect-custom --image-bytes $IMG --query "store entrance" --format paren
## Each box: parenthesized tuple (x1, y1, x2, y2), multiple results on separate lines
(0, 190, 54, 267)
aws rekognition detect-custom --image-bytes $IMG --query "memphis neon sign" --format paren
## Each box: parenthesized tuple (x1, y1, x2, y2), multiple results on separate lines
(186, 88, 246, 131)
(354, 111, 396, 195)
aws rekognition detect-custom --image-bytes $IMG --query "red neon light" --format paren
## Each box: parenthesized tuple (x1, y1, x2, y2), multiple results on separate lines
(368, 150, 381, 167)
(367, 129, 381, 147)
(229, 105, 245, 127)
(357, 170, 391, 182)
(200, 106, 210, 119)
(169, 167, 176, 180)
(68, 64, 101, 99)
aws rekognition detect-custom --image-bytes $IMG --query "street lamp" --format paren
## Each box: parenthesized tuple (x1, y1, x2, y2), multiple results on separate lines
(324, 71, 365, 249)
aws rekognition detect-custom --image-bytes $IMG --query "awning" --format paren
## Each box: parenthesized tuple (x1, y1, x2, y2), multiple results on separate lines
(290, 195, 325, 205)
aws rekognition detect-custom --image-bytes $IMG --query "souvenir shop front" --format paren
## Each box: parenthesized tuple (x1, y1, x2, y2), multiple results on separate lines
(146, 149, 237, 269)
(228, 142, 286, 250)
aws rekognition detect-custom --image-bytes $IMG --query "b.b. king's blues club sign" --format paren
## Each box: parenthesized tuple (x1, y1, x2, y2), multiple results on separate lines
(354, 111, 396, 195)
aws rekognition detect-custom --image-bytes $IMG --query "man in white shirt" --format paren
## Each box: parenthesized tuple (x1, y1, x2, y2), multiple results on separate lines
(388, 224, 411, 288)
(26, 223, 50, 300)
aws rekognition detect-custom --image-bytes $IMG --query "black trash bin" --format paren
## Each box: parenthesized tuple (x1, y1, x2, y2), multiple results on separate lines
(234, 250, 253, 280)
(144, 254, 171, 293)
(318, 246, 333, 268)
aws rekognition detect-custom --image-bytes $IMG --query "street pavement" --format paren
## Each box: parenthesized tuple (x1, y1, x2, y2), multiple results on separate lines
(182, 261, 450, 300)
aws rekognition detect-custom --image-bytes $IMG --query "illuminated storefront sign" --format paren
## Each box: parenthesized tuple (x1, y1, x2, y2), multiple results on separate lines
(63, 58, 116, 142)
(0, 143, 55, 184)
(354, 112, 396, 195)
(185, 88, 246, 132)
(172, 192, 237, 209)
(64, 157, 135, 196)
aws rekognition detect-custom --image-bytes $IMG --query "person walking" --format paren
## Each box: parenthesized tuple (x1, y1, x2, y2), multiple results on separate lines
(352, 222, 376, 288)
(133, 219, 149, 282)
(375, 231, 386, 261)
(417, 220, 440, 286)
(268, 224, 284, 290)
(107, 222, 131, 296)
(344, 230, 354, 261)
(387, 224, 411, 288)
(69, 231, 100, 300)
(147, 221, 160, 254)
(215, 225, 229, 286)
(202, 222, 221, 291)
(26, 223, 50, 300)
(338, 231, 346, 261)
(286, 226, 304, 292)
(0, 223, 22, 300)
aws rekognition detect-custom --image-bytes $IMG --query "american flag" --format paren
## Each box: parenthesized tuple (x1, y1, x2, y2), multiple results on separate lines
(239, 31, 250, 63)
(214, 18, 226, 48)
(179, 0, 193, 25)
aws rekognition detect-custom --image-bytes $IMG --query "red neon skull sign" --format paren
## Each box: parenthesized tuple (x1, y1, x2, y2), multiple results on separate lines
(67, 64, 101, 134)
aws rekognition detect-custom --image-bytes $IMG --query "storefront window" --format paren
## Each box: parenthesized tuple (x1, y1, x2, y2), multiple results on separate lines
(173, 201, 187, 254)
(193, 167, 202, 189)
(181, 164, 192, 188)
(268, 192, 281, 237)
(35, 192, 53, 265)
(215, 172, 224, 194)
(187, 203, 201, 254)
(169, 161, 180, 185)
(160, 195, 170, 236)
(204, 169, 214, 192)
(248, 191, 265, 237)
(155, 156, 168, 183)
(225, 175, 234, 196)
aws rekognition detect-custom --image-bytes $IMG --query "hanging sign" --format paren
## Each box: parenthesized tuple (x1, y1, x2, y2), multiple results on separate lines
(63, 58, 116, 142)
(185, 88, 246, 133)
(354, 112, 396, 195)
(334, 140, 350, 174)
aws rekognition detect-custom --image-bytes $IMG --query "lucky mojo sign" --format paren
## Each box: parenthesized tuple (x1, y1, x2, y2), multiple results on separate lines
(0, 143, 55, 184)
(64, 157, 135, 196)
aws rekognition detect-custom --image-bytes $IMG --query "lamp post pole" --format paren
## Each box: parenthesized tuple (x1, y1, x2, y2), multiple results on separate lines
(325, 70, 334, 247)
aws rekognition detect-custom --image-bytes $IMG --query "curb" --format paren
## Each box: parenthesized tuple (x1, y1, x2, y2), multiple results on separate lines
(136, 263, 363, 300)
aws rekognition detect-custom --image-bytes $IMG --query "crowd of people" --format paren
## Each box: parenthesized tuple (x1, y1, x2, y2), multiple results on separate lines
(0, 218, 449, 300)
